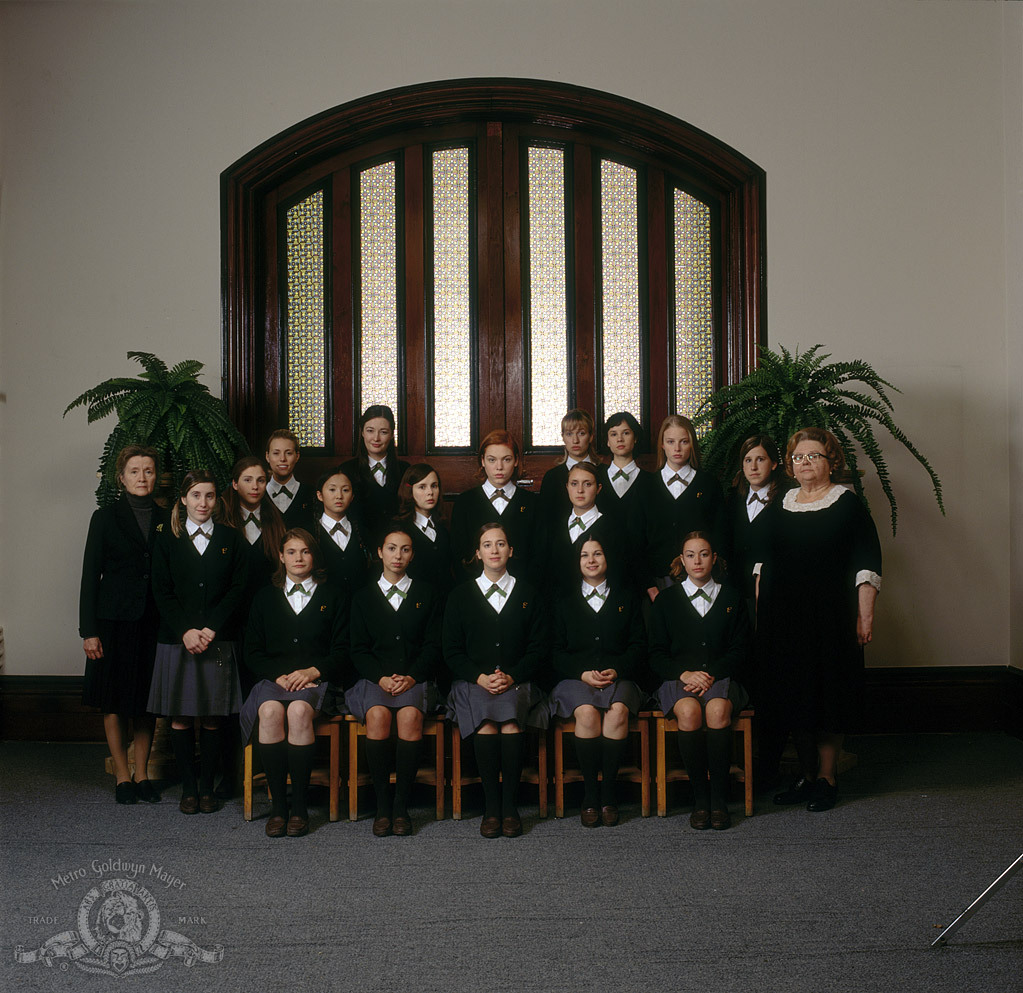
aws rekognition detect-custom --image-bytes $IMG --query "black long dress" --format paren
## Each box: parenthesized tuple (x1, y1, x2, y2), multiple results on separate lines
(755, 486, 882, 732)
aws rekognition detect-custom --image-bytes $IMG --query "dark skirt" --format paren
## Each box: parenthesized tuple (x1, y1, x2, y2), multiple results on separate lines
(547, 678, 644, 720)
(446, 680, 547, 738)
(82, 616, 158, 715)
(147, 642, 243, 718)
(344, 678, 439, 721)
(239, 679, 332, 744)
(656, 677, 749, 715)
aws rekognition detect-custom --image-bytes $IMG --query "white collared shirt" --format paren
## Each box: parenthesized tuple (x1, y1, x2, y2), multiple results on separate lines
(746, 486, 768, 522)
(482, 480, 517, 515)
(608, 460, 638, 498)
(415, 512, 437, 542)
(368, 458, 387, 487)
(285, 576, 317, 614)
(476, 571, 516, 614)
(320, 512, 351, 550)
(567, 505, 602, 540)
(378, 573, 412, 611)
(661, 462, 695, 499)
(581, 579, 609, 613)
(241, 506, 262, 545)
(267, 477, 297, 512)
(185, 517, 212, 555)
(682, 576, 720, 617)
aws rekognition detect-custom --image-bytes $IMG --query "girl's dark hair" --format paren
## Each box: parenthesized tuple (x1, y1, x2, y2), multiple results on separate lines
(463, 520, 510, 572)
(374, 521, 417, 577)
(171, 469, 217, 537)
(272, 527, 327, 589)
(731, 433, 784, 502)
(573, 532, 617, 578)
(669, 529, 717, 580)
(397, 463, 442, 519)
(315, 466, 355, 499)
(219, 456, 287, 563)
(355, 404, 399, 469)
(601, 411, 644, 455)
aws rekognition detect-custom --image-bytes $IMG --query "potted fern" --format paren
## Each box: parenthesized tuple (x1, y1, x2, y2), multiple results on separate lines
(65, 351, 248, 506)
(694, 344, 943, 534)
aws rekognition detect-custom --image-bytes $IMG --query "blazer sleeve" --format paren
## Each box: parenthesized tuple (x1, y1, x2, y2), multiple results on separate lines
(407, 586, 442, 683)
(503, 594, 548, 684)
(610, 596, 647, 681)
(349, 590, 385, 683)
(551, 599, 579, 680)
(152, 532, 190, 640)
(78, 509, 106, 639)
(308, 586, 349, 685)
(646, 593, 679, 682)
(243, 592, 282, 683)
(206, 531, 250, 637)
(706, 596, 751, 680)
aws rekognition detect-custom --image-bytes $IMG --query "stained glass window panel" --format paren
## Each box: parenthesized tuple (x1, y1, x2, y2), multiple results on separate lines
(673, 188, 714, 421)
(431, 147, 472, 448)
(526, 146, 569, 448)
(285, 189, 326, 448)
(599, 160, 641, 421)
(359, 161, 400, 432)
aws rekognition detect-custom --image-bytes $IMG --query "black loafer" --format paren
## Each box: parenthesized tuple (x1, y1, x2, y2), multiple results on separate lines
(179, 794, 199, 815)
(710, 808, 732, 830)
(115, 781, 137, 805)
(372, 816, 392, 838)
(133, 779, 161, 803)
(773, 776, 816, 805)
(601, 805, 620, 827)
(580, 807, 601, 828)
(480, 816, 502, 839)
(502, 815, 523, 838)
(391, 815, 412, 837)
(689, 809, 711, 830)
(198, 794, 219, 814)
(806, 779, 838, 812)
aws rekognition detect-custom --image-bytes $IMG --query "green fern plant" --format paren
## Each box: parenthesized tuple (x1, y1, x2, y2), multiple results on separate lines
(693, 344, 943, 534)
(64, 351, 248, 507)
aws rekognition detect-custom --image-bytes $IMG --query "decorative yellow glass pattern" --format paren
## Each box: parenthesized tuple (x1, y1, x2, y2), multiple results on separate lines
(526, 146, 569, 448)
(285, 190, 326, 448)
(673, 188, 714, 421)
(359, 161, 400, 433)
(600, 160, 641, 420)
(431, 147, 472, 448)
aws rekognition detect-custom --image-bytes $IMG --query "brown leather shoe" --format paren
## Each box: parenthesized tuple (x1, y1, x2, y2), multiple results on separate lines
(265, 814, 287, 837)
(580, 806, 601, 828)
(710, 808, 732, 831)
(372, 816, 392, 838)
(689, 809, 711, 830)
(501, 814, 523, 838)
(480, 815, 502, 839)
(286, 815, 309, 837)
(601, 804, 620, 827)
(179, 794, 199, 815)
(198, 794, 218, 814)
(391, 815, 412, 837)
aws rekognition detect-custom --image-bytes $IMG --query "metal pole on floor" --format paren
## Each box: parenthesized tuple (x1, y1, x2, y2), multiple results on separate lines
(931, 851, 1023, 947)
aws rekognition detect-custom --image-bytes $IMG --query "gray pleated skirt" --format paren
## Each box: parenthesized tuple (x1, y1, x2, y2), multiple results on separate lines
(344, 678, 440, 721)
(655, 677, 749, 715)
(238, 678, 332, 744)
(547, 678, 644, 720)
(446, 679, 547, 738)
(147, 642, 243, 717)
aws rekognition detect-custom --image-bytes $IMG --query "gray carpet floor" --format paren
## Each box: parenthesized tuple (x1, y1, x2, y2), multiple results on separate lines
(2, 733, 1022, 992)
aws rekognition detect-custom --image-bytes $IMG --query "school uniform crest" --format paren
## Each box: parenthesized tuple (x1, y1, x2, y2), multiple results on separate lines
(320, 604, 327, 612)
(156, 523, 164, 532)
(221, 547, 228, 554)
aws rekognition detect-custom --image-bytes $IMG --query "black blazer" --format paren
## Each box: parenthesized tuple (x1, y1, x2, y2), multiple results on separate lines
(722, 487, 776, 601)
(646, 468, 725, 579)
(79, 498, 170, 637)
(152, 524, 249, 643)
(350, 579, 442, 684)
(449, 485, 540, 584)
(538, 462, 573, 528)
(596, 464, 657, 589)
(277, 480, 317, 532)
(406, 518, 453, 598)
(243, 581, 349, 685)
(647, 582, 750, 683)
(314, 518, 372, 599)
(442, 577, 548, 685)
(339, 455, 410, 541)
(540, 512, 626, 598)
(552, 586, 646, 683)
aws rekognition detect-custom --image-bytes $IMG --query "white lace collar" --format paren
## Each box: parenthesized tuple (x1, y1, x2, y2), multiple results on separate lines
(782, 484, 847, 512)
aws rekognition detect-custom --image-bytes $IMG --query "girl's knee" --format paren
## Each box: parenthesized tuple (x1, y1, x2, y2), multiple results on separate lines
(286, 700, 315, 731)
(396, 707, 423, 738)
(365, 706, 392, 738)
(674, 699, 703, 731)
(574, 705, 600, 735)
(705, 699, 732, 729)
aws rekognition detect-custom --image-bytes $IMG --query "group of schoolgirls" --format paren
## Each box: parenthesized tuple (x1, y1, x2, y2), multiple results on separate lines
(83, 401, 785, 840)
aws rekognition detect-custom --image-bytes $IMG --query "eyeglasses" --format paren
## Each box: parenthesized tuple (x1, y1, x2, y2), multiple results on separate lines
(791, 452, 827, 465)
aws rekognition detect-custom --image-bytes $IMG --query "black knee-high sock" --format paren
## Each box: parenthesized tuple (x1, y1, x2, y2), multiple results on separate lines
(792, 730, 819, 780)
(677, 729, 710, 810)
(600, 736, 627, 806)
(259, 740, 289, 818)
(706, 727, 733, 810)
(393, 738, 421, 819)
(198, 727, 220, 794)
(473, 733, 501, 819)
(500, 733, 525, 818)
(574, 736, 602, 808)
(287, 742, 316, 820)
(171, 727, 197, 797)
(364, 738, 393, 819)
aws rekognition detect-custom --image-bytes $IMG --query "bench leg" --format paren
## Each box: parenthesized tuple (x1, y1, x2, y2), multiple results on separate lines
(243, 743, 254, 821)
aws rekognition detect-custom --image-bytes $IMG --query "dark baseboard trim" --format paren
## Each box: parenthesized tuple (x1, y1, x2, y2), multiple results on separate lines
(2, 667, 1021, 742)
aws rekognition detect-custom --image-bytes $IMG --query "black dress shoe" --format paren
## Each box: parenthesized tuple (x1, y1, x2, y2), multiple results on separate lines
(391, 815, 412, 837)
(480, 816, 502, 839)
(286, 815, 309, 837)
(133, 779, 161, 804)
(773, 776, 816, 805)
(265, 814, 287, 837)
(372, 816, 392, 838)
(601, 805, 620, 827)
(502, 815, 523, 838)
(689, 809, 711, 830)
(179, 794, 199, 815)
(115, 781, 137, 805)
(806, 779, 838, 812)
(710, 808, 732, 830)
(198, 794, 219, 814)
(580, 807, 601, 828)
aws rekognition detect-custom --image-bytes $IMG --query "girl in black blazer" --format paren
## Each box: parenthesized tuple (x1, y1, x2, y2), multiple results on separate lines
(537, 408, 602, 528)
(348, 524, 443, 837)
(648, 531, 750, 831)
(242, 528, 349, 838)
(443, 522, 548, 839)
(79, 445, 168, 805)
(449, 429, 540, 585)
(147, 470, 249, 816)
(646, 414, 724, 600)
(313, 466, 372, 598)
(265, 429, 316, 531)
(550, 536, 646, 827)
(397, 463, 453, 599)
(340, 404, 410, 539)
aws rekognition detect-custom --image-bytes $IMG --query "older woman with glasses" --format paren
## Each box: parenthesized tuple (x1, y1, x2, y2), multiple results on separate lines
(754, 427, 882, 813)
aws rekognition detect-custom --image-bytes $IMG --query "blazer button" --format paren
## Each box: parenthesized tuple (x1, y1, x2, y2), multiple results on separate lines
(199, 582, 205, 588)
(394, 635, 400, 641)
(143, 574, 149, 580)
(495, 642, 500, 648)
(293, 638, 299, 644)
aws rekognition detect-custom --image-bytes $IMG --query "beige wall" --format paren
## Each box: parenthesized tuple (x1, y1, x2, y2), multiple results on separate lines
(0, 0, 1018, 675)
